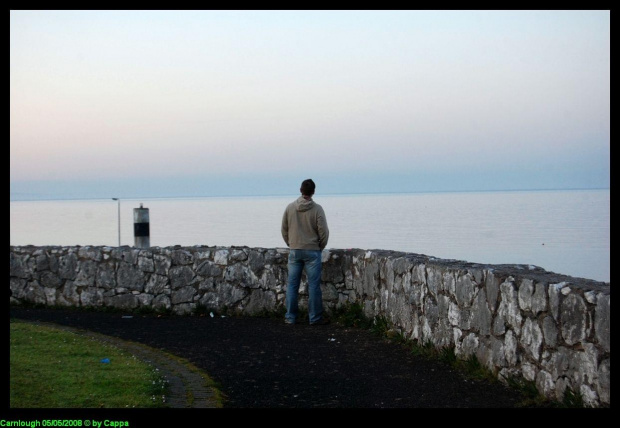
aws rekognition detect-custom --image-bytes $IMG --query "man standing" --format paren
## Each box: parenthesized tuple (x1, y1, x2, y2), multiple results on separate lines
(281, 179, 330, 325)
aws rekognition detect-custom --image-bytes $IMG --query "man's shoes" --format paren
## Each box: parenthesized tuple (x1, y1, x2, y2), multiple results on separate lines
(284, 319, 295, 325)
(309, 317, 330, 326)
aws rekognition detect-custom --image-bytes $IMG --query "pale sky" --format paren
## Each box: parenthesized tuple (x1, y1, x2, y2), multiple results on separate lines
(10, 10, 610, 200)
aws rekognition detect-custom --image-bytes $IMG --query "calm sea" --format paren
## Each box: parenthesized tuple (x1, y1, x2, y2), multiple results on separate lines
(9, 189, 610, 283)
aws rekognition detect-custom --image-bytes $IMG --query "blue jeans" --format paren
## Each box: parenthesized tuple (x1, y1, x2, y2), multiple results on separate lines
(285, 249, 324, 324)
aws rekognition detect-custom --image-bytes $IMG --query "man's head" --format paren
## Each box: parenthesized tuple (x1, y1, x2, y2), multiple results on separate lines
(300, 179, 316, 196)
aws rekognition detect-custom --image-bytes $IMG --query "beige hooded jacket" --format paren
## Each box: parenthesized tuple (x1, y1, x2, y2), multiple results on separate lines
(281, 196, 329, 251)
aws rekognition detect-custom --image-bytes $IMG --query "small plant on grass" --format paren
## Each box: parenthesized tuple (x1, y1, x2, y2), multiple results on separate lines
(458, 354, 497, 383)
(438, 345, 457, 365)
(409, 339, 436, 358)
(371, 315, 390, 337)
(331, 302, 373, 329)
(504, 375, 554, 407)
(385, 328, 408, 344)
(560, 386, 586, 408)
(193, 303, 212, 316)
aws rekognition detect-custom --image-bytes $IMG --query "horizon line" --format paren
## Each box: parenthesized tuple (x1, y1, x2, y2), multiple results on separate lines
(9, 186, 610, 203)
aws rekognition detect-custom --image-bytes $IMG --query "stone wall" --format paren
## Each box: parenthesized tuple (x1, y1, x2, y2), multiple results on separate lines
(9, 245, 610, 407)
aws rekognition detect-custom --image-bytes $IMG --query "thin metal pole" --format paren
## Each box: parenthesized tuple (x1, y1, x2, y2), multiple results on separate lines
(118, 199, 121, 247)
(112, 198, 120, 246)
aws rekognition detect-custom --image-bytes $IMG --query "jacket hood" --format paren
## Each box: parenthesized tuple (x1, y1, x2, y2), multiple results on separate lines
(295, 196, 315, 212)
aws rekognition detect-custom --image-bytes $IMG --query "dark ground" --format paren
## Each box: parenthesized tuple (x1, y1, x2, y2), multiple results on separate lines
(8, 306, 542, 410)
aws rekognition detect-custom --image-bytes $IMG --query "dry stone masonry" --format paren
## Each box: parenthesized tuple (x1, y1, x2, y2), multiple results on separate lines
(10, 245, 610, 407)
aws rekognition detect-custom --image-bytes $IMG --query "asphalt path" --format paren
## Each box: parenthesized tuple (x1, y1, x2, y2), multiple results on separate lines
(9, 306, 537, 411)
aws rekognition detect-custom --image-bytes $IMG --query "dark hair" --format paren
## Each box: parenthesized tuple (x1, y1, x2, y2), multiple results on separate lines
(300, 179, 316, 196)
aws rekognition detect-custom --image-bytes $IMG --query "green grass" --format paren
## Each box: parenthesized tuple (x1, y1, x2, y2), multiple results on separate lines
(10, 319, 169, 408)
